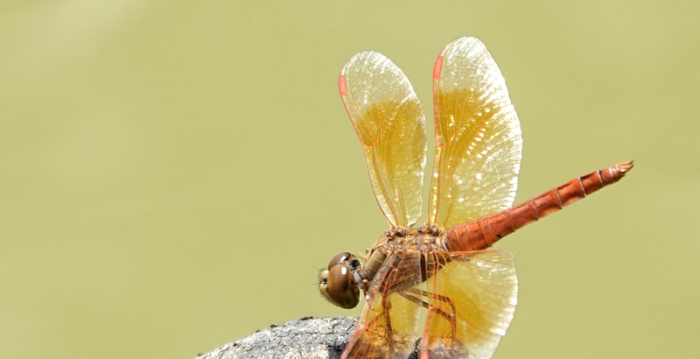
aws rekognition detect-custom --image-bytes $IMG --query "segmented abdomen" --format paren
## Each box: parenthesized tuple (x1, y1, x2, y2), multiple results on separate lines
(444, 161, 634, 252)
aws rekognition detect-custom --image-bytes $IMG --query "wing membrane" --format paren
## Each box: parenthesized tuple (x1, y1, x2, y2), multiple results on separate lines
(429, 37, 522, 229)
(421, 249, 518, 359)
(341, 252, 422, 359)
(340, 52, 428, 228)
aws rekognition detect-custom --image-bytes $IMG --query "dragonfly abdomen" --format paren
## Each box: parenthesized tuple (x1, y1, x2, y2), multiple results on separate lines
(444, 161, 634, 252)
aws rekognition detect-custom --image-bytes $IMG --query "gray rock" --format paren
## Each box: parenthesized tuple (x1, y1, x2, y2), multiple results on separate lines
(196, 317, 358, 359)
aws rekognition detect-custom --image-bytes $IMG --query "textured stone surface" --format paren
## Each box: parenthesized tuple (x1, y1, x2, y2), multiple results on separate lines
(196, 317, 358, 359)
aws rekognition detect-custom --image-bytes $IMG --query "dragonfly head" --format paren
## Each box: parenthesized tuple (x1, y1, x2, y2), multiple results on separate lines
(318, 252, 362, 309)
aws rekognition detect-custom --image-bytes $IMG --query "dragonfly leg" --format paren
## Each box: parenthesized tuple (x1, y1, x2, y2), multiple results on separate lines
(381, 292, 395, 354)
(398, 291, 452, 321)
(406, 289, 458, 357)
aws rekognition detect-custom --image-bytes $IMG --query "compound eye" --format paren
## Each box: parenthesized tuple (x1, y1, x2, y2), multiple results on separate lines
(324, 265, 359, 309)
(327, 252, 353, 269)
(319, 252, 362, 309)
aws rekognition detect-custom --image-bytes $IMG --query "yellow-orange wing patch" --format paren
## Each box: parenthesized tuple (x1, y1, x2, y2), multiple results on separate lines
(429, 37, 523, 229)
(421, 250, 518, 359)
(341, 253, 423, 359)
(340, 52, 427, 228)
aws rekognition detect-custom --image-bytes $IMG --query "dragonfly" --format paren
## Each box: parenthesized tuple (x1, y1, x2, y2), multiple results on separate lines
(318, 37, 633, 359)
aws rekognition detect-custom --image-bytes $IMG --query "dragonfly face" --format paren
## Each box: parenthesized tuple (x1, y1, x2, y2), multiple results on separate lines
(319, 252, 362, 309)
(318, 37, 632, 359)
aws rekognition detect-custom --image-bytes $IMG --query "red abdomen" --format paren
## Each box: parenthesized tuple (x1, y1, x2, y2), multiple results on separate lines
(444, 161, 634, 252)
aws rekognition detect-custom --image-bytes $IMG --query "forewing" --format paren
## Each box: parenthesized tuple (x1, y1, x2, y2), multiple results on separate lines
(429, 37, 522, 229)
(340, 52, 428, 228)
(341, 252, 422, 359)
(421, 249, 518, 359)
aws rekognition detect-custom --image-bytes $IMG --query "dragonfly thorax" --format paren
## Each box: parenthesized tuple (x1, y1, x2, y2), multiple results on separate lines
(318, 225, 448, 309)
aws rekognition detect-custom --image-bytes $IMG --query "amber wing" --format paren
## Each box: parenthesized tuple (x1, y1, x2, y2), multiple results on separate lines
(340, 52, 428, 228)
(429, 37, 523, 229)
(420, 250, 518, 359)
(341, 252, 423, 359)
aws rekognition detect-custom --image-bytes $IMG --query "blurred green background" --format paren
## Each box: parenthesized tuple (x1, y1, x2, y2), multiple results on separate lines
(1, 1, 698, 358)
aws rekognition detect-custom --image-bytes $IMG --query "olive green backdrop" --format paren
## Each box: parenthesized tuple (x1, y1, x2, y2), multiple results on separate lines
(1, 1, 698, 358)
